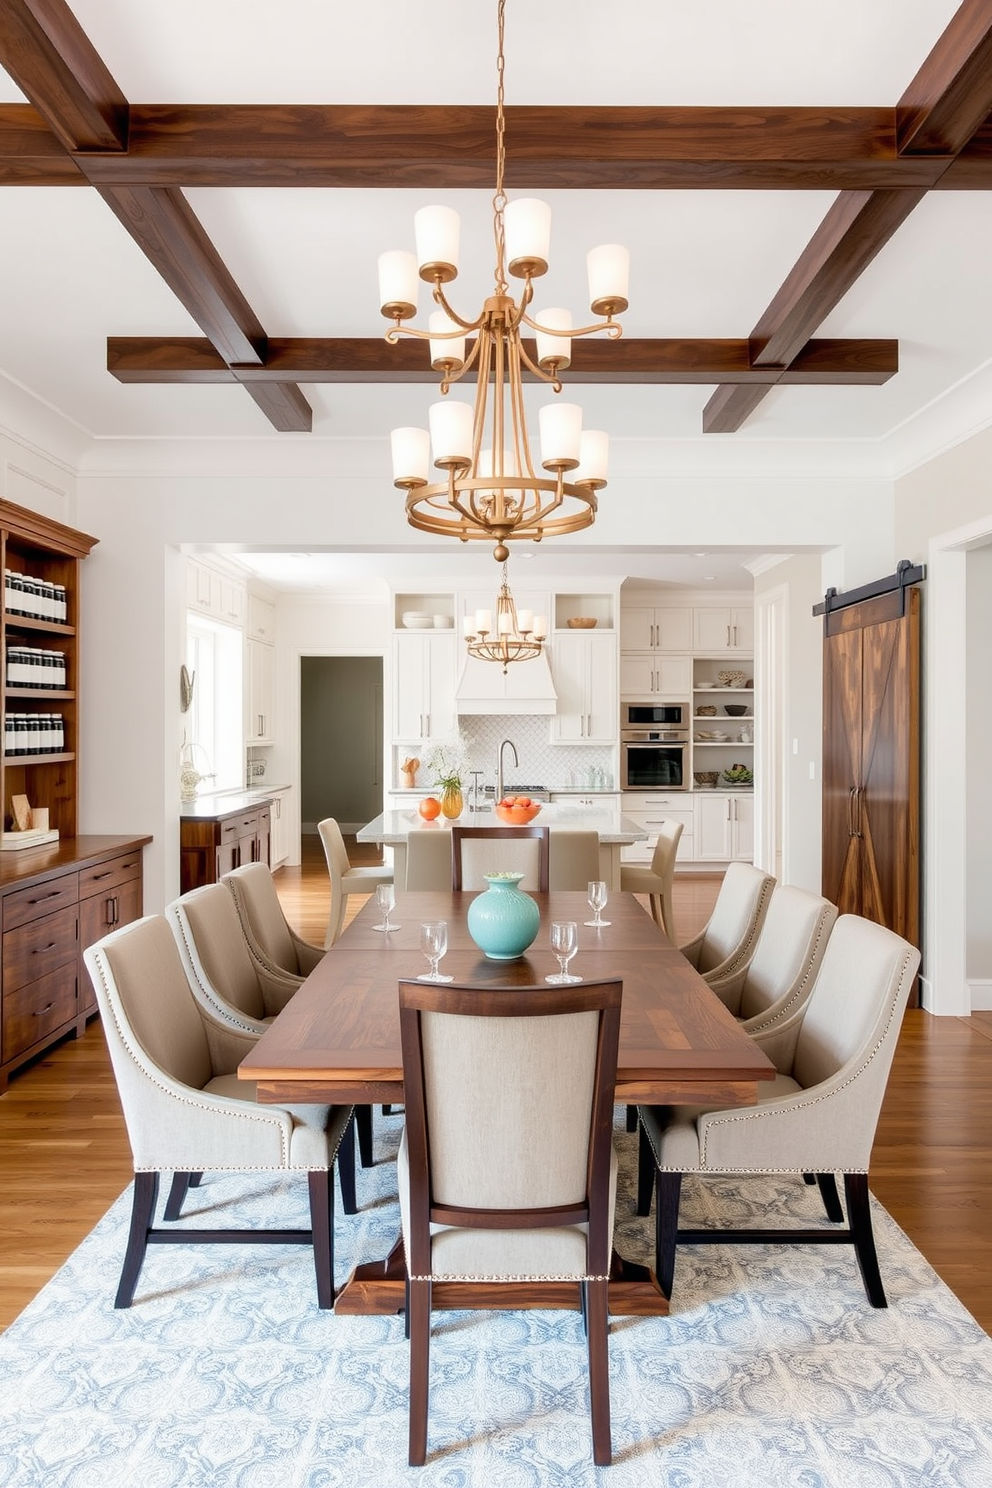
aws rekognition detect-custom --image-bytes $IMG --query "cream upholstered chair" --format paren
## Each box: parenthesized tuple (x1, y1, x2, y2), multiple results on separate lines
(319, 817, 393, 947)
(638, 914, 920, 1307)
(619, 819, 684, 938)
(403, 828, 452, 890)
(706, 884, 838, 1032)
(548, 829, 601, 891)
(167, 883, 299, 1036)
(398, 977, 622, 1466)
(83, 915, 357, 1309)
(222, 861, 324, 980)
(451, 824, 550, 891)
(679, 861, 775, 985)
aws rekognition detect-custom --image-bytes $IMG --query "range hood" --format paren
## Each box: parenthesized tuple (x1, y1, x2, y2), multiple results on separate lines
(455, 650, 558, 715)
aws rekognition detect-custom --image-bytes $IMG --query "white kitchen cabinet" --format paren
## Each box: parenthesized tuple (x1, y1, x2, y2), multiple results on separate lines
(393, 631, 456, 744)
(187, 558, 246, 628)
(247, 592, 275, 642)
(247, 638, 275, 744)
(550, 631, 617, 744)
(619, 652, 691, 698)
(693, 606, 754, 653)
(694, 791, 754, 861)
(268, 787, 292, 866)
(621, 606, 691, 652)
(620, 793, 694, 864)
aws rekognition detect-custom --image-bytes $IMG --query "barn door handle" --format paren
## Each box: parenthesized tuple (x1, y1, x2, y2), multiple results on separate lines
(855, 785, 865, 838)
(848, 786, 857, 837)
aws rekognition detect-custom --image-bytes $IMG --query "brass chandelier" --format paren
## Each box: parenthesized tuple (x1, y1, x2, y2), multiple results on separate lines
(379, 0, 630, 565)
(463, 561, 547, 673)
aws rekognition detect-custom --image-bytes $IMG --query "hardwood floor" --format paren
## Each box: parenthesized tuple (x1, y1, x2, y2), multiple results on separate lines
(1, 845, 990, 1333)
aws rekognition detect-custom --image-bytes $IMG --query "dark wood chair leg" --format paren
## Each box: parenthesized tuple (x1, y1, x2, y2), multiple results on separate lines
(308, 1169, 335, 1309)
(802, 1172, 817, 1185)
(579, 1278, 588, 1337)
(815, 1172, 845, 1223)
(655, 1171, 682, 1300)
(337, 1114, 358, 1216)
(586, 1277, 612, 1467)
(845, 1172, 887, 1308)
(407, 1277, 432, 1466)
(636, 1120, 655, 1216)
(115, 1171, 159, 1309)
(625, 1104, 638, 1133)
(188, 1171, 203, 1188)
(356, 1103, 374, 1167)
(163, 1172, 194, 1222)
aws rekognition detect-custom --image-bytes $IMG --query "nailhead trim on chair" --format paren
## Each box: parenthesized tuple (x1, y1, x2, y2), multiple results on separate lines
(707, 877, 776, 983)
(227, 886, 304, 987)
(408, 1272, 611, 1283)
(171, 913, 268, 1035)
(741, 906, 835, 1033)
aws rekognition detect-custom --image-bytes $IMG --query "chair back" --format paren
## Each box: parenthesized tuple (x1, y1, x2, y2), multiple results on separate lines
(697, 862, 774, 974)
(317, 817, 350, 885)
(398, 978, 622, 1281)
(792, 915, 920, 1099)
(549, 829, 601, 891)
(167, 884, 267, 1023)
(650, 820, 684, 939)
(737, 885, 837, 1023)
(404, 828, 453, 890)
(451, 825, 550, 892)
(223, 862, 297, 973)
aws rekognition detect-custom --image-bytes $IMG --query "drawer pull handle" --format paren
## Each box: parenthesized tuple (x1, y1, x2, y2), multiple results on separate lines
(92, 871, 113, 881)
(33, 1002, 55, 1016)
(34, 942, 58, 953)
(30, 891, 63, 904)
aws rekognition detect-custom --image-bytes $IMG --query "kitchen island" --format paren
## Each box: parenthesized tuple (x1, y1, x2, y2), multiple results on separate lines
(357, 804, 646, 890)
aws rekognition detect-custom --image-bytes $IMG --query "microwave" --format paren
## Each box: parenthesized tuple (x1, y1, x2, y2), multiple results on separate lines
(622, 700, 688, 730)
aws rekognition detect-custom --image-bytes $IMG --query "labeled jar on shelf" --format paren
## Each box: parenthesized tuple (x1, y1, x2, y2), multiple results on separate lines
(3, 711, 65, 757)
(5, 646, 67, 688)
(3, 570, 67, 624)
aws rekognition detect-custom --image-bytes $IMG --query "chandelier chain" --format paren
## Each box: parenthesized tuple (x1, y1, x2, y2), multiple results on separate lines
(492, 0, 508, 295)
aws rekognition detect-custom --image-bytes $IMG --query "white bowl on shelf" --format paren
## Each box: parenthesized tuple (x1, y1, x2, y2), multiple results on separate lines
(402, 613, 434, 629)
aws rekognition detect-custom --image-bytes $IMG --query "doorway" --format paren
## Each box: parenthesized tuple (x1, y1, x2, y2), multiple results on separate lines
(300, 657, 383, 833)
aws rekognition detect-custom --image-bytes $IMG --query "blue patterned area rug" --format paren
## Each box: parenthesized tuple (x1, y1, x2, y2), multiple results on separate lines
(1, 1113, 990, 1488)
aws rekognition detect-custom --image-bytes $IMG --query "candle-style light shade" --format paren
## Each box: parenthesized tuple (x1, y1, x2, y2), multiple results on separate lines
(415, 206, 460, 283)
(429, 401, 474, 468)
(587, 243, 630, 316)
(391, 426, 430, 486)
(539, 402, 583, 470)
(378, 250, 419, 319)
(429, 310, 466, 371)
(504, 198, 552, 277)
(534, 307, 572, 370)
(576, 429, 609, 487)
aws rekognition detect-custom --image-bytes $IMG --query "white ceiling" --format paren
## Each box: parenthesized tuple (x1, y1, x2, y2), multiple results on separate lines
(0, 1, 986, 590)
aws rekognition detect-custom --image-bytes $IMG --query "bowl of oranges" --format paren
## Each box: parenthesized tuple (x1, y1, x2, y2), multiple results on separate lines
(494, 795, 542, 825)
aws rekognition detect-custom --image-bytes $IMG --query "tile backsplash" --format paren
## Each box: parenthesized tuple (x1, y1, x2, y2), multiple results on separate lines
(398, 715, 616, 794)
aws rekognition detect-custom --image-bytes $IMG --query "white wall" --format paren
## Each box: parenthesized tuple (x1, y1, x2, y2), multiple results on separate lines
(965, 547, 992, 996)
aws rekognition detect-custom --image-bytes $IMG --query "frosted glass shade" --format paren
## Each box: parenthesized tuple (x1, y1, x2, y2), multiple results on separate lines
(534, 307, 572, 369)
(429, 311, 466, 370)
(539, 402, 583, 470)
(429, 401, 474, 467)
(378, 250, 418, 319)
(576, 429, 609, 486)
(415, 206, 460, 281)
(390, 426, 429, 485)
(587, 243, 630, 314)
(504, 198, 551, 276)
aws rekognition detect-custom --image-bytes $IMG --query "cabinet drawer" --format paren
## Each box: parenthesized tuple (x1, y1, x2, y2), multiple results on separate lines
(3, 873, 79, 932)
(2, 964, 77, 1062)
(3, 904, 78, 992)
(79, 853, 142, 900)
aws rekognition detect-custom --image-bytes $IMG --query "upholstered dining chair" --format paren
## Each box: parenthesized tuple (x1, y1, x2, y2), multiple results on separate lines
(619, 819, 684, 939)
(223, 861, 324, 981)
(548, 829, 601, 891)
(637, 914, 920, 1307)
(83, 915, 357, 1309)
(450, 824, 550, 891)
(398, 976, 623, 1466)
(706, 883, 838, 1032)
(319, 816, 393, 947)
(403, 828, 452, 890)
(678, 861, 775, 986)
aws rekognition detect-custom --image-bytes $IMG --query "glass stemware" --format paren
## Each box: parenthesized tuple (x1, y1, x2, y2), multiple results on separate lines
(584, 879, 611, 928)
(546, 920, 581, 984)
(418, 920, 453, 982)
(372, 883, 398, 932)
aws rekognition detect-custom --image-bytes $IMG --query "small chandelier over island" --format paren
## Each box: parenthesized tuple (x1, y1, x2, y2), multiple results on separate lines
(379, 0, 630, 565)
(464, 562, 547, 673)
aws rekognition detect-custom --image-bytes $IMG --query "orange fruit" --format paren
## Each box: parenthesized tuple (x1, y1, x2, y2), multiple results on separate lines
(418, 796, 441, 821)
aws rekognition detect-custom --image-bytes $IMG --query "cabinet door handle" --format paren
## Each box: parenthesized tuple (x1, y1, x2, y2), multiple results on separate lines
(726, 801, 732, 823)
(726, 625, 731, 646)
(733, 624, 738, 646)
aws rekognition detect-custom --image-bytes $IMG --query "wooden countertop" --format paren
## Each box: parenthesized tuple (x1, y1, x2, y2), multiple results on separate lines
(0, 834, 152, 893)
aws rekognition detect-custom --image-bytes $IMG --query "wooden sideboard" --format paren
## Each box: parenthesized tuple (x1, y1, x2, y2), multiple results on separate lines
(180, 793, 272, 893)
(1, 834, 151, 1093)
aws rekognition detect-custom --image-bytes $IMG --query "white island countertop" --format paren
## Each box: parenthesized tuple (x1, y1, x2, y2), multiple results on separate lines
(358, 804, 646, 847)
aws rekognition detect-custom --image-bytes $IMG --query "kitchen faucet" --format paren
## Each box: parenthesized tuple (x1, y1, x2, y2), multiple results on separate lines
(496, 739, 519, 804)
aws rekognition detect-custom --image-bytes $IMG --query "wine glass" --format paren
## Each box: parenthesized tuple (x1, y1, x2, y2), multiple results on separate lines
(418, 921, 453, 982)
(372, 883, 397, 932)
(546, 920, 581, 984)
(584, 880, 611, 928)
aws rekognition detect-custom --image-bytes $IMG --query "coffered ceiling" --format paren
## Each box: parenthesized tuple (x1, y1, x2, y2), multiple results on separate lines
(1, 0, 991, 468)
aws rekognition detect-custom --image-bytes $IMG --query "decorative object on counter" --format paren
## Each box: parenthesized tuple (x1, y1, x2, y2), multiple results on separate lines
(440, 784, 464, 820)
(495, 796, 542, 825)
(464, 560, 548, 672)
(566, 617, 598, 629)
(418, 796, 441, 821)
(179, 664, 195, 713)
(179, 735, 215, 802)
(381, 0, 628, 563)
(697, 704, 718, 717)
(694, 771, 720, 788)
(1, 791, 59, 850)
(401, 756, 420, 789)
(717, 668, 749, 688)
(426, 734, 468, 817)
(466, 872, 540, 961)
(723, 764, 754, 785)
(724, 704, 748, 716)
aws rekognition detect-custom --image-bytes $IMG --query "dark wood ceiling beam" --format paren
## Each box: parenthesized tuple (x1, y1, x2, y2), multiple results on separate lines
(106, 335, 898, 387)
(701, 385, 775, 436)
(0, 0, 127, 152)
(898, 0, 992, 154)
(0, 102, 83, 182)
(236, 377, 313, 434)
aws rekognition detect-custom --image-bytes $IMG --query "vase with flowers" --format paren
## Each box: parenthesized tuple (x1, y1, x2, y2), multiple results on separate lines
(425, 734, 468, 820)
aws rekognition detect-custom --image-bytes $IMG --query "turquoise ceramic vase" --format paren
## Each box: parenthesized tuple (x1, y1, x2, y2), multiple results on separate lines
(466, 873, 541, 961)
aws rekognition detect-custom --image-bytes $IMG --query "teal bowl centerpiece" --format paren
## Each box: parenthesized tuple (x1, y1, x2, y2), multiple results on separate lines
(466, 872, 541, 961)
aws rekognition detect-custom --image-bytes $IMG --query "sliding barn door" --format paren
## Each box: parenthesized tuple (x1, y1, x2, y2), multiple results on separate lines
(822, 586, 920, 948)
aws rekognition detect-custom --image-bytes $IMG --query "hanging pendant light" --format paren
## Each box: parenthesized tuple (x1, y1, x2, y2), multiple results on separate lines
(463, 561, 548, 672)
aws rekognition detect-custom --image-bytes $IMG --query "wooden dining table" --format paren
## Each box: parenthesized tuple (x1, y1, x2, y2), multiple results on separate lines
(239, 888, 775, 1316)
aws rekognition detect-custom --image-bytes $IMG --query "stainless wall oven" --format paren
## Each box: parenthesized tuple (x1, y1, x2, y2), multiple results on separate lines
(620, 705, 690, 791)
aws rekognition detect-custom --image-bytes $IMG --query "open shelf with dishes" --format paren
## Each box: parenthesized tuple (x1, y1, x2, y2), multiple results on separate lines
(692, 658, 754, 790)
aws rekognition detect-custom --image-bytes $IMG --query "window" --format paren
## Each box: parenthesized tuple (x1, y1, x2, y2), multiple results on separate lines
(185, 615, 244, 791)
